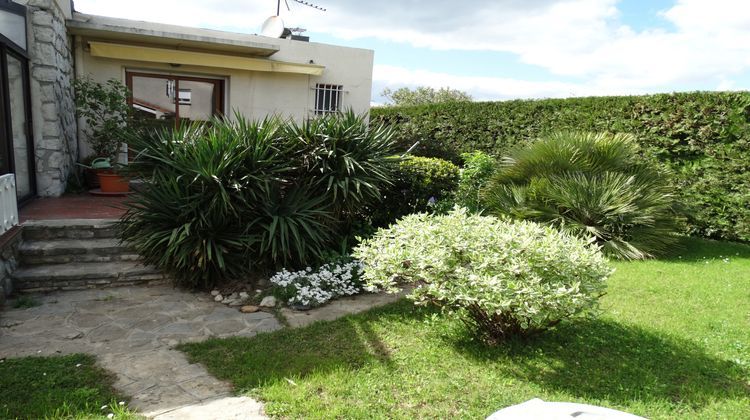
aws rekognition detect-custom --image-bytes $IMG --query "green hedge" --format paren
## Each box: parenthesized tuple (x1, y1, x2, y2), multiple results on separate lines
(372, 92, 750, 243)
(371, 156, 459, 227)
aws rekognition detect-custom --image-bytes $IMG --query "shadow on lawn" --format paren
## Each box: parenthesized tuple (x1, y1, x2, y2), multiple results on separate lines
(656, 236, 750, 263)
(179, 301, 430, 392)
(452, 317, 750, 408)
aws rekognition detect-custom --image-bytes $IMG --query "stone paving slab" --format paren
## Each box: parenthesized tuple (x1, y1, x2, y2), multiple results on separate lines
(280, 287, 412, 329)
(0, 285, 282, 418)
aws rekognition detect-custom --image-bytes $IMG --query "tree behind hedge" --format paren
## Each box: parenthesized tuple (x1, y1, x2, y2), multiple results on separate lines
(371, 92, 750, 243)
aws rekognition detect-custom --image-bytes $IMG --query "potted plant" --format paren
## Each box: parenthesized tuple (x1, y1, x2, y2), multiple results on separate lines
(73, 77, 132, 193)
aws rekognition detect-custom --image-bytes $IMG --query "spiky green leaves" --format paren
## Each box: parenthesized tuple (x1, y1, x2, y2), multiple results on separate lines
(482, 132, 682, 259)
(119, 111, 397, 288)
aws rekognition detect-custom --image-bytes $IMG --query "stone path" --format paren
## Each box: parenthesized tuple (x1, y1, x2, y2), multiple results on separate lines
(280, 287, 412, 328)
(0, 286, 281, 419)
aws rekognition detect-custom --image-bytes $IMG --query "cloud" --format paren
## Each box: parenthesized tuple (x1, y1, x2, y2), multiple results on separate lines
(73, 0, 750, 99)
(372, 64, 653, 101)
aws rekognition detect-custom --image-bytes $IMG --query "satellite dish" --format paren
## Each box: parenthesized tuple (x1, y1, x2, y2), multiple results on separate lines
(260, 16, 285, 38)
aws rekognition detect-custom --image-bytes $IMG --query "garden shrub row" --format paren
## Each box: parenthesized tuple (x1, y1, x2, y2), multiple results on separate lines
(120, 112, 398, 289)
(372, 92, 750, 242)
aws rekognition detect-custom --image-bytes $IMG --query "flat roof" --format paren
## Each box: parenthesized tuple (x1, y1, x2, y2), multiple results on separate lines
(67, 13, 282, 57)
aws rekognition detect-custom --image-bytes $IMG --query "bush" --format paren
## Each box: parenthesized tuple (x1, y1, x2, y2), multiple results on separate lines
(482, 132, 682, 260)
(120, 112, 397, 289)
(73, 78, 132, 163)
(454, 151, 496, 212)
(371, 156, 459, 226)
(371, 92, 750, 243)
(353, 208, 612, 343)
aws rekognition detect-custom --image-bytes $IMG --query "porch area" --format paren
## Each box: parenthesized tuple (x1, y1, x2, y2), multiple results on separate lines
(20, 194, 128, 222)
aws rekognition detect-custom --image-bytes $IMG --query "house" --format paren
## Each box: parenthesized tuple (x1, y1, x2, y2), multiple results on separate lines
(0, 0, 375, 202)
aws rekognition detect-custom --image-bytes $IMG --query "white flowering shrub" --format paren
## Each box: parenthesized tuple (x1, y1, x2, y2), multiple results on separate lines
(353, 207, 612, 343)
(270, 259, 367, 308)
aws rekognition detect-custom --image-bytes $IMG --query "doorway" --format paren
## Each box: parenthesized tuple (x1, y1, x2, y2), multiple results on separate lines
(0, 0, 36, 202)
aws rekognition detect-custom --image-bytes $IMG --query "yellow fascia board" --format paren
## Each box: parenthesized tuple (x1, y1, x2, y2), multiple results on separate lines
(89, 41, 325, 76)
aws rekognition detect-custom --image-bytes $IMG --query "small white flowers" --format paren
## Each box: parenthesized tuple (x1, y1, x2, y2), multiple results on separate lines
(75, 363, 82, 368)
(107, 414, 114, 419)
(270, 260, 368, 307)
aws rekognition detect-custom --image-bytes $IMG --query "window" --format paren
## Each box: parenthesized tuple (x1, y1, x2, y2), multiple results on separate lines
(314, 83, 343, 115)
(126, 72, 224, 128)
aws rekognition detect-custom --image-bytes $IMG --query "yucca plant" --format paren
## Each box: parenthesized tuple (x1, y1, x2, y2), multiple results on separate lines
(481, 132, 682, 259)
(119, 111, 397, 289)
(286, 111, 399, 217)
(119, 117, 289, 288)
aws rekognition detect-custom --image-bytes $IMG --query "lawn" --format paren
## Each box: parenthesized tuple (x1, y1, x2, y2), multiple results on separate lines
(0, 354, 139, 420)
(180, 237, 750, 419)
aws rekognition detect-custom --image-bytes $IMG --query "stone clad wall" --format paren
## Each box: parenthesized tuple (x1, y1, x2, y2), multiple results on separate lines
(0, 229, 22, 306)
(25, 0, 77, 197)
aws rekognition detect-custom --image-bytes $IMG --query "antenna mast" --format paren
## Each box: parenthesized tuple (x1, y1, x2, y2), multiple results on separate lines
(276, 0, 326, 15)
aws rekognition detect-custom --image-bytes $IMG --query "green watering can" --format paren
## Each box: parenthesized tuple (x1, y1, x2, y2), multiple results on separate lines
(90, 157, 112, 170)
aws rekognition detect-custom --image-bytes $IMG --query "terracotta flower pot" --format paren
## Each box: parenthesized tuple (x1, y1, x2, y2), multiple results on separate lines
(97, 170, 130, 193)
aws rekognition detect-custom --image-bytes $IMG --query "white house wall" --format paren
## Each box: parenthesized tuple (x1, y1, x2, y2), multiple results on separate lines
(74, 33, 374, 160)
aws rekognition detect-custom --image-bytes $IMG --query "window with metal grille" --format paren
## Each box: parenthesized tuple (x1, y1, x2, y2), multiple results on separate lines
(313, 84, 343, 115)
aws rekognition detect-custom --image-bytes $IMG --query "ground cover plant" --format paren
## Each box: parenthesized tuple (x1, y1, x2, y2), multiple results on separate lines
(372, 92, 750, 243)
(271, 258, 367, 308)
(120, 111, 397, 288)
(180, 237, 750, 419)
(0, 353, 139, 419)
(354, 207, 611, 343)
(482, 131, 682, 259)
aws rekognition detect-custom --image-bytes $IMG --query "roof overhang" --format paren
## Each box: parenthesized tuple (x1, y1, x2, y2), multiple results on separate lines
(88, 41, 325, 76)
(67, 13, 281, 57)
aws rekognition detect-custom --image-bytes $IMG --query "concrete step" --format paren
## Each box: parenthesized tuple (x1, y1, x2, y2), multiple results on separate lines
(22, 219, 119, 241)
(19, 238, 140, 265)
(12, 261, 167, 293)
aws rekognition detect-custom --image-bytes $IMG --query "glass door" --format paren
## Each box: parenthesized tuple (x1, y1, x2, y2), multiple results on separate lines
(1, 0, 35, 202)
(6, 52, 33, 199)
(126, 72, 224, 129)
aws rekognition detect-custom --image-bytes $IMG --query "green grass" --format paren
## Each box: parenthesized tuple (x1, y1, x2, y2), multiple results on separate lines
(12, 296, 41, 309)
(179, 237, 750, 419)
(0, 354, 141, 420)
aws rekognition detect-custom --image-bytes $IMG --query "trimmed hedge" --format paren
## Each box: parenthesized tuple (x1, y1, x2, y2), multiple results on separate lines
(372, 92, 750, 242)
(371, 156, 459, 227)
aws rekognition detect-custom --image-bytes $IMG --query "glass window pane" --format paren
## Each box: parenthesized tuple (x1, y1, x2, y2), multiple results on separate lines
(7, 54, 32, 199)
(177, 80, 216, 123)
(130, 75, 177, 131)
(0, 10, 27, 51)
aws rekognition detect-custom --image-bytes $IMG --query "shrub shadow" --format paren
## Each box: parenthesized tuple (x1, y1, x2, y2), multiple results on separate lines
(657, 236, 750, 263)
(179, 300, 432, 391)
(450, 317, 750, 408)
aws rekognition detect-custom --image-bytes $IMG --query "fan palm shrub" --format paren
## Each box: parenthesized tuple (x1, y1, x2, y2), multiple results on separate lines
(481, 132, 681, 259)
(119, 111, 397, 288)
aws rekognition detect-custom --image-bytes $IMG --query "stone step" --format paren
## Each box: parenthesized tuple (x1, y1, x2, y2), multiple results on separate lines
(22, 219, 119, 241)
(18, 238, 140, 265)
(12, 261, 167, 293)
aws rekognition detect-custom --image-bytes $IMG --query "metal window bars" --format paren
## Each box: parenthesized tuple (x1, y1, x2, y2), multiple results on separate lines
(313, 84, 344, 115)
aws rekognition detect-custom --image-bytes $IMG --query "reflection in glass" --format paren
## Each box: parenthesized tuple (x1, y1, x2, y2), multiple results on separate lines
(177, 80, 216, 123)
(130, 75, 177, 132)
(7, 54, 32, 199)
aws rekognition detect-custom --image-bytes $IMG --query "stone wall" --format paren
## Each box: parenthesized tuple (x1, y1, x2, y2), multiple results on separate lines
(0, 228, 22, 306)
(25, 0, 77, 197)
